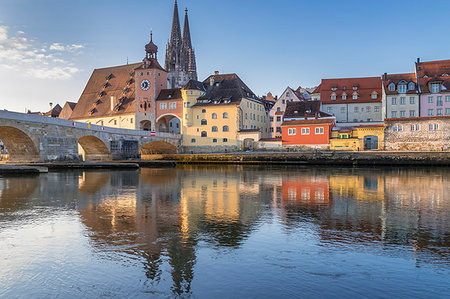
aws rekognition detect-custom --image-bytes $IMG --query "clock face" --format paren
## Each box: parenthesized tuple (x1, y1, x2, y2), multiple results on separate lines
(140, 80, 150, 91)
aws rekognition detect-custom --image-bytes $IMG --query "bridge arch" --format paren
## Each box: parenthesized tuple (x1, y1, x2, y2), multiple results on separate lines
(156, 114, 181, 134)
(78, 136, 111, 161)
(0, 126, 39, 162)
(140, 141, 178, 156)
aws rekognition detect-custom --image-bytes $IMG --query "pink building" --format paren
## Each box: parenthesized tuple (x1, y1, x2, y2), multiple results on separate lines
(416, 59, 450, 117)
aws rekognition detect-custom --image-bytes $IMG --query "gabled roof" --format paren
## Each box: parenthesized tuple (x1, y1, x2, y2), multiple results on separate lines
(66, 101, 77, 110)
(318, 77, 382, 104)
(156, 88, 182, 101)
(183, 79, 206, 91)
(70, 63, 141, 120)
(284, 101, 332, 119)
(382, 73, 418, 95)
(44, 104, 62, 117)
(416, 59, 450, 93)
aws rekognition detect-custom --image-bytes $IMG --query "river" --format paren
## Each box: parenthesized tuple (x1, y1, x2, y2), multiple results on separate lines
(0, 166, 449, 298)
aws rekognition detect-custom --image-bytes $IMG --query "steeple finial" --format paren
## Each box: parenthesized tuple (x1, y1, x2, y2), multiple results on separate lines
(150, 29, 153, 42)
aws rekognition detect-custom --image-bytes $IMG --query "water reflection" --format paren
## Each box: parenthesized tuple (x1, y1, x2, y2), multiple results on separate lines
(0, 166, 449, 297)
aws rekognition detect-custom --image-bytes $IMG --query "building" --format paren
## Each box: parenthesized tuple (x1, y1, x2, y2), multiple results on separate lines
(381, 73, 419, 119)
(59, 101, 77, 120)
(281, 101, 335, 148)
(44, 104, 62, 118)
(415, 59, 450, 117)
(155, 88, 183, 133)
(384, 116, 450, 151)
(314, 77, 383, 124)
(330, 125, 385, 151)
(165, 1, 197, 89)
(182, 72, 270, 151)
(268, 87, 308, 138)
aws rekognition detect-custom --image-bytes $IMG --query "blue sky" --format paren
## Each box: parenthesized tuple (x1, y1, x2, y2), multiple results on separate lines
(0, 0, 449, 112)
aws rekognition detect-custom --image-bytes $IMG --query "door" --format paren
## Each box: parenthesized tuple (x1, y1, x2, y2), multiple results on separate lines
(364, 135, 378, 150)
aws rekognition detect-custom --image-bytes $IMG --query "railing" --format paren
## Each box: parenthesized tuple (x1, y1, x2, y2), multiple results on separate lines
(0, 110, 181, 139)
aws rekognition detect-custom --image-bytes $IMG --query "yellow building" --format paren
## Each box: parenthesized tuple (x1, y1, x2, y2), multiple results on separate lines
(330, 125, 385, 151)
(182, 73, 270, 151)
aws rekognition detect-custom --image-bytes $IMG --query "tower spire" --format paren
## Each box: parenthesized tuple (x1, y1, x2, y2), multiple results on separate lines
(183, 7, 192, 49)
(169, 0, 182, 48)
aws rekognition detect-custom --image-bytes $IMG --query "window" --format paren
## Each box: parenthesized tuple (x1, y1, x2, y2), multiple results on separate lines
(257, 115, 260, 121)
(301, 128, 310, 135)
(354, 107, 358, 112)
(437, 96, 443, 106)
(400, 97, 406, 105)
(388, 83, 396, 91)
(169, 102, 176, 109)
(270, 127, 274, 132)
(410, 97, 415, 104)
(191, 138, 196, 143)
(212, 113, 217, 119)
(223, 138, 228, 143)
(366, 106, 371, 112)
(315, 127, 324, 134)
(392, 98, 397, 105)
(428, 96, 433, 103)
(342, 95, 347, 100)
(282, 99, 285, 104)
(276, 127, 281, 133)
(371, 94, 377, 99)
(410, 110, 415, 117)
(353, 94, 358, 100)
(446, 108, 450, 115)
(398, 84, 407, 93)
(431, 83, 440, 93)
(160, 103, 167, 109)
(340, 107, 346, 113)
(327, 107, 332, 113)
(201, 119, 207, 125)
(212, 126, 218, 132)
(276, 116, 281, 122)
(391, 111, 397, 118)
(428, 109, 434, 116)
(408, 82, 415, 90)
(374, 106, 380, 112)
(202, 109, 206, 113)
(400, 111, 405, 118)
(398, 125, 403, 131)
(245, 113, 248, 119)
(270, 116, 273, 122)
(446, 96, 450, 102)
(276, 107, 281, 112)
(429, 124, 439, 131)
(410, 124, 419, 131)
(201, 131, 207, 137)
(353, 86, 358, 91)
(331, 95, 336, 101)
(223, 112, 229, 119)
(213, 139, 217, 143)
(223, 125, 229, 132)
(288, 128, 296, 135)
(437, 108, 443, 116)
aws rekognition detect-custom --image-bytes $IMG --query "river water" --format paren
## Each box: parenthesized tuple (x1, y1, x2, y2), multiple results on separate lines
(0, 166, 449, 298)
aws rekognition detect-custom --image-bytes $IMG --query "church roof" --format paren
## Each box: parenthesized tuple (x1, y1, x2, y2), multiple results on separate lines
(70, 63, 141, 120)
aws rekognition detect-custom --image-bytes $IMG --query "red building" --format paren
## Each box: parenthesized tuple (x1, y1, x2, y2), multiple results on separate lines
(281, 101, 335, 147)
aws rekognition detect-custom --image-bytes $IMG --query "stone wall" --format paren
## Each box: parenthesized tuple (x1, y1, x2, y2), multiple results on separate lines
(385, 117, 450, 151)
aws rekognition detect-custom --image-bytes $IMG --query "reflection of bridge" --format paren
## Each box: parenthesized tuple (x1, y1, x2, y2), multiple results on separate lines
(0, 110, 181, 162)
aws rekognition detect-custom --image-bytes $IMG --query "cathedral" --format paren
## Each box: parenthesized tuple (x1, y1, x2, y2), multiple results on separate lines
(165, 0, 198, 88)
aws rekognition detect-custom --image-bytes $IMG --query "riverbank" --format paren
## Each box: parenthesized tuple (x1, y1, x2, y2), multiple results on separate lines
(0, 165, 48, 175)
(144, 151, 450, 166)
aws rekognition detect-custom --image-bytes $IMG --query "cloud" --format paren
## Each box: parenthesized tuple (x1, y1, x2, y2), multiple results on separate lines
(0, 26, 83, 80)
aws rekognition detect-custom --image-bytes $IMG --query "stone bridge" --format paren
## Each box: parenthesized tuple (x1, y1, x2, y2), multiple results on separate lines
(0, 110, 181, 162)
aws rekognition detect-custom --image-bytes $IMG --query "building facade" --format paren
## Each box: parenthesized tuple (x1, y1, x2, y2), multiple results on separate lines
(316, 77, 383, 124)
(381, 73, 419, 120)
(330, 125, 385, 151)
(59, 102, 77, 120)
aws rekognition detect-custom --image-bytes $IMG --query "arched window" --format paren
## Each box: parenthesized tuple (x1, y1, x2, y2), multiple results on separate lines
(212, 126, 218, 132)
(388, 83, 396, 91)
(212, 113, 217, 119)
(201, 119, 207, 125)
(408, 82, 415, 90)
(201, 131, 207, 137)
(223, 112, 229, 119)
(223, 125, 229, 132)
(202, 109, 206, 113)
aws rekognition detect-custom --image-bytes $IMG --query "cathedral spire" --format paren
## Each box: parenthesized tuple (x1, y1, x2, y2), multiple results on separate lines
(183, 8, 192, 49)
(169, 0, 182, 48)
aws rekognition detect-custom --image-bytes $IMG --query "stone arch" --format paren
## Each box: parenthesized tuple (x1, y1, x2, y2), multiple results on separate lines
(156, 114, 181, 134)
(78, 136, 111, 161)
(140, 141, 178, 156)
(0, 126, 39, 162)
(140, 120, 152, 131)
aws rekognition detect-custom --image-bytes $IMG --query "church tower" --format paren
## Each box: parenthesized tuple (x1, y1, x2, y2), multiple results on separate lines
(165, 0, 197, 88)
(135, 31, 167, 131)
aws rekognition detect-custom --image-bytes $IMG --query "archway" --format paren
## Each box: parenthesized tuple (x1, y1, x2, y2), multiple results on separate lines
(364, 135, 379, 150)
(140, 141, 178, 158)
(140, 120, 152, 131)
(0, 126, 39, 162)
(78, 136, 111, 161)
(156, 115, 181, 134)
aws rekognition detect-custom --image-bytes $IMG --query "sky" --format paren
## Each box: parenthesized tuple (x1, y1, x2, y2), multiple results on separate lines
(0, 0, 450, 112)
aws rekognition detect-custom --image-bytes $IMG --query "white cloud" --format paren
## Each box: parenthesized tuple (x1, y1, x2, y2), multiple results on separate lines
(0, 26, 84, 80)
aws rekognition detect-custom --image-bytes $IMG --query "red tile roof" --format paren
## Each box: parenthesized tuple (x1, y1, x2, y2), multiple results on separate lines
(416, 59, 450, 93)
(156, 88, 182, 101)
(318, 77, 382, 104)
(382, 73, 418, 95)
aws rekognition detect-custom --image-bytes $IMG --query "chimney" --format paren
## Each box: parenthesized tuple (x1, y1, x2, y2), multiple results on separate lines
(110, 96, 115, 111)
(214, 71, 219, 76)
(384, 72, 387, 81)
(417, 57, 420, 64)
(304, 112, 308, 120)
(210, 73, 215, 86)
(315, 112, 318, 119)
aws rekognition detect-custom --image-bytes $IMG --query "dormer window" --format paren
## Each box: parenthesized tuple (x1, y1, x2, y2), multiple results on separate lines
(331, 87, 337, 91)
(353, 94, 358, 100)
(398, 84, 407, 93)
(408, 82, 415, 90)
(371, 94, 377, 100)
(331, 95, 336, 101)
(443, 73, 449, 77)
(353, 86, 358, 91)
(388, 83, 396, 91)
(342, 94, 347, 100)
(431, 83, 441, 93)
(343, 86, 347, 90)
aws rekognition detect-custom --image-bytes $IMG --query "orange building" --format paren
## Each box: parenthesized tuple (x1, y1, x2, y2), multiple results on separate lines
(281, 101, 335, 147)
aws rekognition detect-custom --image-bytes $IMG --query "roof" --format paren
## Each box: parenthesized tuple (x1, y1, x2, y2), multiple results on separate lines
(318, 77, 382, 104)
(284, 101, 332, 119)
(183, 79, 206, 91)
(44, 104, 62, 117)
(156, 88, 182, 101)
(193, 73, 258, 107)
(136, 58, 165, 72)
(65, 102, 77, 110)
(281, 118, 335, 126)
(70, 63, 141, 120)
(416, 59, 450, 93)
(382, 73, 418, 95)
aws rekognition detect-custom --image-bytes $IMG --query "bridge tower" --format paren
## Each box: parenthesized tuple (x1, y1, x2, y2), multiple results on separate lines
(135, 31, 168, 131)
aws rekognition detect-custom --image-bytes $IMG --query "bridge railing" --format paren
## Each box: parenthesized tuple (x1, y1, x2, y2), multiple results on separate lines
(0, 110, 181, 139)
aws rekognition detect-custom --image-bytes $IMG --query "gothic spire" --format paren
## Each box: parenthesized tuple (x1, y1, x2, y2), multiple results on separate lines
(169, 0, 182, 48)
(183, 8, 192, 49)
